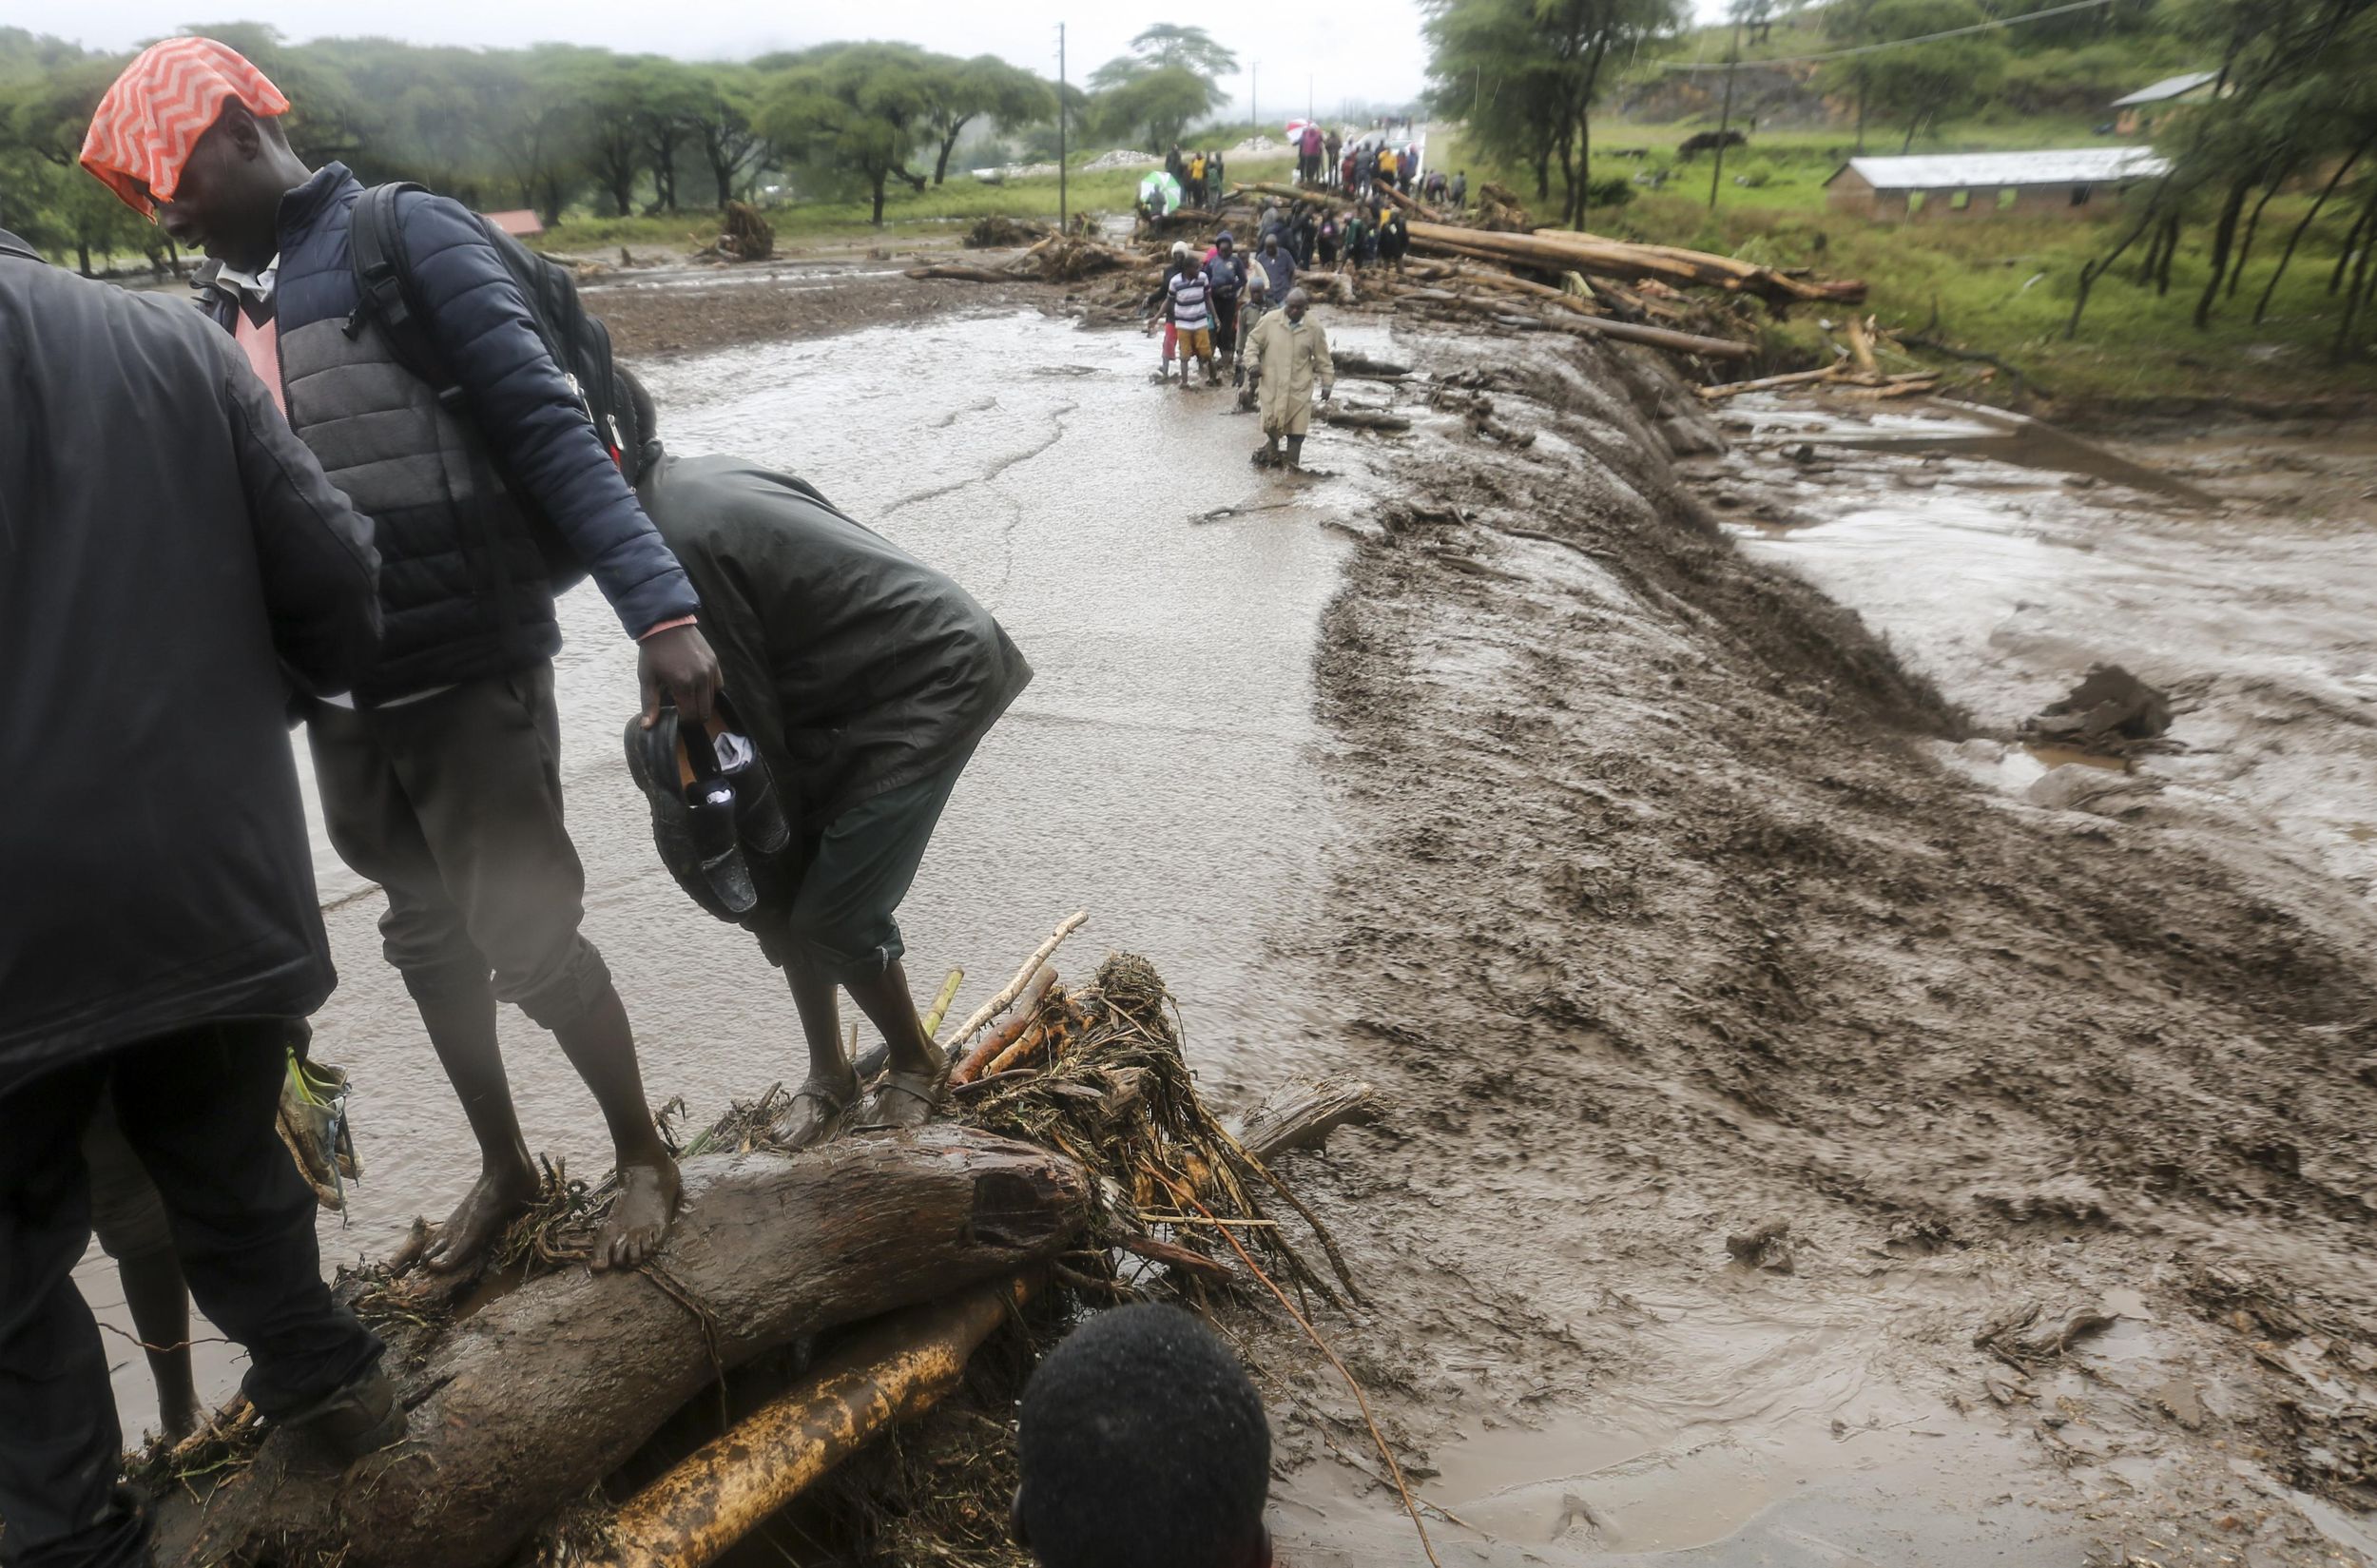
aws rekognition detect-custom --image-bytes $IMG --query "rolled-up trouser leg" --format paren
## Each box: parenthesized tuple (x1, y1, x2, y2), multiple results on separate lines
(754, 746, 977, 986)
(83, 1094, 175, 1269)
(310, 667, 611, 1033)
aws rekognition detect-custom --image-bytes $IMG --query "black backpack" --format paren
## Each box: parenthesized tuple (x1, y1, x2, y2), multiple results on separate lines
(343, 182, 635, 591)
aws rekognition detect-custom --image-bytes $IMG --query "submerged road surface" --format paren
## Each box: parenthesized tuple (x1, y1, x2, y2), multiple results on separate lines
(83, 310, 1367, 1436)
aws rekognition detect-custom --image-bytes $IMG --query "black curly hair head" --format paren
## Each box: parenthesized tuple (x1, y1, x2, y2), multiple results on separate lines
(1015, 1304, 1272, 1568)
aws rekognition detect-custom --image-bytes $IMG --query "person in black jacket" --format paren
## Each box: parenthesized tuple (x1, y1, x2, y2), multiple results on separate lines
(81, 39, 722, 1271)
(624, 377, 1032, 1148)
(0, 228, 396, 1568)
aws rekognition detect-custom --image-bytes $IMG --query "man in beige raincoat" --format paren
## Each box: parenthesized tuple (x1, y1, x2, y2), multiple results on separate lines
(1248, 286, 1334, 470)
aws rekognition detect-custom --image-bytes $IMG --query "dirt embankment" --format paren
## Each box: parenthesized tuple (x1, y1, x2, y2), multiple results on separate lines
(1254, 326, 2377, 1562)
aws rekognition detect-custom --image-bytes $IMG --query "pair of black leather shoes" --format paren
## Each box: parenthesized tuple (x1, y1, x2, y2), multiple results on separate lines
(625, 704, 793, 921)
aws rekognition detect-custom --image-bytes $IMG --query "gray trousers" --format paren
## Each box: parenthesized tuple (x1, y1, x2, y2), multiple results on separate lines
(308, 665, 610, 1031)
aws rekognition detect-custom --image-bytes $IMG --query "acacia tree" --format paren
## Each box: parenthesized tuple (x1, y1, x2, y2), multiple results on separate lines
(2, 60, 159, 275)
(1093, 66, 1226, 152)
(761, 43, 938, 225)
(1089, 25, 1239, 87)
(923, 54, 1055, 184)
(636, 58, 715, 212)
(484, 48, 592, 224)
(577, 56, 653, 216)
(1423, 0, 1683, 228)
(1088, 24, 1234, 151)
(1859, 0, 2008, 152)
(693, 67, 771, 207)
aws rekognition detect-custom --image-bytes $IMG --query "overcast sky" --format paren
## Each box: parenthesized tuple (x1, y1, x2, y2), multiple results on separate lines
(56, 0, 1736, 122)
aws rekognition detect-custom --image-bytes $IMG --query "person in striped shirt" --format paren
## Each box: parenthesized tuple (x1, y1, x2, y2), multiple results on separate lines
(1166, 257, 1220, 388)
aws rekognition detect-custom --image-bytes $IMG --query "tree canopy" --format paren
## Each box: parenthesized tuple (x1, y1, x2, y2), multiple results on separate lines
(0, 26, 1068, 264)
(1087, 25, 1235, 150)
(1422, 0, 1686, 227)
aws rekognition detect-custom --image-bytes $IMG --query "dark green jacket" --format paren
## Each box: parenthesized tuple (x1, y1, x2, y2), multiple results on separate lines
(634, 450, 1031, 833)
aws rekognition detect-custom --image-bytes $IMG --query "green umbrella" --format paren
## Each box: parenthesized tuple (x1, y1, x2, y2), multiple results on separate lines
(1137, 170, 1183, 215)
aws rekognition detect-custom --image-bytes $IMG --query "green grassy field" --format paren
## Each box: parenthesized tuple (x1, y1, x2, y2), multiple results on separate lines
(1430, 122, 2376, 410)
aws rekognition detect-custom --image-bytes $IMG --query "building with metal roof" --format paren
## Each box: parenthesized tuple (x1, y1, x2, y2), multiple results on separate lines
(1824, 148, 2170, 222)
(2112, 70, 2222, 133)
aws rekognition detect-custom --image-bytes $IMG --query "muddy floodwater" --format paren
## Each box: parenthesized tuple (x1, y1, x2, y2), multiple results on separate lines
(84, 310, 1377, 1434)
(81, 305, 2377, 1568)
(1701, 400, 2377, 895)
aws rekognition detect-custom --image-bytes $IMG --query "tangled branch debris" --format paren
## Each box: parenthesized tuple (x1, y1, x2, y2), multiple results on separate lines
(136, 937, 1374, 1568)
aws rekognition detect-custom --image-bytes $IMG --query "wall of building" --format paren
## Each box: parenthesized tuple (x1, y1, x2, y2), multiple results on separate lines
(1828, 181, 2126, 222)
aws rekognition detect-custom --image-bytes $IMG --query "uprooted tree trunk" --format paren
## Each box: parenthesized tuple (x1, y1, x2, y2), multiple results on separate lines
(591, 1077, 1381, 1568)
(152, 1127, 1091, 1568)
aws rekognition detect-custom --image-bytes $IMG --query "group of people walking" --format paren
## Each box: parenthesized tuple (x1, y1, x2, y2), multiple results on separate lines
(1143, 223, 1336, 470)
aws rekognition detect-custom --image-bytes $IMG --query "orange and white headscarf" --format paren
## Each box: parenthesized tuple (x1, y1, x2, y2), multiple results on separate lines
(79, 37, 290, 219)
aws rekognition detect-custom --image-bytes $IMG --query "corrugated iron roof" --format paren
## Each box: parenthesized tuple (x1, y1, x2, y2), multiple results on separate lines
(1826, 147, 2171, 191)
(2112, 70, 2220, 107)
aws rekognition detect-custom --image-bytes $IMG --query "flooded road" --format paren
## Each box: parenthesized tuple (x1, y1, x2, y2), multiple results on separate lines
(87, 310, 1368, 1435)
(83, 305, 2377, 1567)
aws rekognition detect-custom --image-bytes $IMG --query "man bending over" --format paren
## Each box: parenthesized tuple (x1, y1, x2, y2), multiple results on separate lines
(623, 376, 1031, 1146)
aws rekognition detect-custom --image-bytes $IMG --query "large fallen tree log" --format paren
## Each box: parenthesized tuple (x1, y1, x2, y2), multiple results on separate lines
(1405, 221, 1865, 308)
(1391, 283, 1754, 360)
(152, 1127, 1091, 1568)
(593, 1077, 1380, 1568)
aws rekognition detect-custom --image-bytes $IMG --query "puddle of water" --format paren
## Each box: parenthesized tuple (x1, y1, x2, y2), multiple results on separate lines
(2023, 744, 2128, 773)
(1429, 1416, 1780, 1554)
(87, 310, 1372, 1437)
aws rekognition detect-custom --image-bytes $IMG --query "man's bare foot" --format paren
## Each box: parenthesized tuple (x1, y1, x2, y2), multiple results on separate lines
(424, 1158, 540, 1273)
(768, 1071, 858, 1152)
(594, 1155, 682, 1271)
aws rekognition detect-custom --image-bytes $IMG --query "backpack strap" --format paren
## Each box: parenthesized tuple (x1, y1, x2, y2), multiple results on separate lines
(343, 182, 468, 416)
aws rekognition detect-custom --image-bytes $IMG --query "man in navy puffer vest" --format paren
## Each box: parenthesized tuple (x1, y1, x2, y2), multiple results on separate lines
(83, 39, 721, 1273)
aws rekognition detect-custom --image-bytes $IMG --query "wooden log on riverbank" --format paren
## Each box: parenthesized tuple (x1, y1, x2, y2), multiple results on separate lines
(592, 1077, 1380, 1568)
(1404, 221, 1865, 308)
(152, 1128, 1092, 1568)
(1391, 282, 1755, 360)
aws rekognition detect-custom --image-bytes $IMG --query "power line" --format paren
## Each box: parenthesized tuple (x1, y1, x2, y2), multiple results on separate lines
(1657, 0, 2116, 71)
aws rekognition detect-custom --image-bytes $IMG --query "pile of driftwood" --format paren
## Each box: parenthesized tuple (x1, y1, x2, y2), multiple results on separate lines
(962, 214, 1053, 249)
(1695, 314, 1941, 401)
(909, 231, 1143, 286)
(135, 922, 1375, 1568)
(695, 201, 774, 262)
(1227, 180, 1865, 367)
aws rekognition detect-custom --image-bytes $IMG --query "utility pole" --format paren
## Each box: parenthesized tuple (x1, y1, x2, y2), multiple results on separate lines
(1709, 16, 1742, 212)
(1057, 23, 1068, 232)
(1307, 74, 1314, 120)
(1251, 62, 1259, 135)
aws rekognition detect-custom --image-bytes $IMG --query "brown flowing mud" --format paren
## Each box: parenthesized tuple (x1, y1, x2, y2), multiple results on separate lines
(83, 268, 2377, 1567)
(1221, 335, 2377, 1564)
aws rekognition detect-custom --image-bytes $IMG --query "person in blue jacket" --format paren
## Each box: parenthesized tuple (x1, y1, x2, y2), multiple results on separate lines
(82, 39, 724, 1274)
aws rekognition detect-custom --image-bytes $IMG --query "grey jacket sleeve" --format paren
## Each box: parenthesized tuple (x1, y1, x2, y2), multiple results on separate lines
(220, 339, 383, 696)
